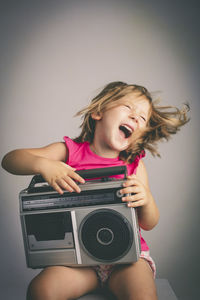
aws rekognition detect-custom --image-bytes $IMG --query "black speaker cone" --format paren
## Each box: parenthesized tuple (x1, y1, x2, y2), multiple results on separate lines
(79, 209, 133, 262)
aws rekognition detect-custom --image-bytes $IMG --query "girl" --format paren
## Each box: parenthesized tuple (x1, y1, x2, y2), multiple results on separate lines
(1, 81, 189, 300)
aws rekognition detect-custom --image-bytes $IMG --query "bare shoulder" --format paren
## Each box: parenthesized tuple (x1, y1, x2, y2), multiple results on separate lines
(136, 160, 149, 187)
(27, 142, 68, 162)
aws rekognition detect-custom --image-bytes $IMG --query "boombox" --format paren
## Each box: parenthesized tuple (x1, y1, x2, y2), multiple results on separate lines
(19, 166, 141, 269)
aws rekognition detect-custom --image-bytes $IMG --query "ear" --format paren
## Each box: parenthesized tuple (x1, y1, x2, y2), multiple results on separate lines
(91, 112, 102, 120)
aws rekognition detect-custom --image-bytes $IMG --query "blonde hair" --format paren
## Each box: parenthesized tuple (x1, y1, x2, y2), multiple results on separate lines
(74, 81, 190, 163)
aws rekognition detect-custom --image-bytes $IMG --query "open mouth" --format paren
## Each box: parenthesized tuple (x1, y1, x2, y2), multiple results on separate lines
(119, 125, 133, 138)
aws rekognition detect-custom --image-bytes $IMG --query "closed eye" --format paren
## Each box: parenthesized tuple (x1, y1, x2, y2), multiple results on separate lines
(140, 116, 146, 121)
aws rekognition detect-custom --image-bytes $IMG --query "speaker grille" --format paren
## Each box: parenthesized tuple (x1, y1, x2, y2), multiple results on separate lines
(79, 209, 133, 262)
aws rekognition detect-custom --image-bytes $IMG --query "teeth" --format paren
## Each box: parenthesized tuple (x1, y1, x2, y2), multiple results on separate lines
(123, 125, 132, 133)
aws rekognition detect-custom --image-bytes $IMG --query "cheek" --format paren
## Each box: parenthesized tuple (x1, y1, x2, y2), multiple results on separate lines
(139, 118, 148, 128)
(140, 123, 146, 129)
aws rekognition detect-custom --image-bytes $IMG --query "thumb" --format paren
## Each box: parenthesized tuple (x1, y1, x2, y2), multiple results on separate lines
(127, 173, 137, 179)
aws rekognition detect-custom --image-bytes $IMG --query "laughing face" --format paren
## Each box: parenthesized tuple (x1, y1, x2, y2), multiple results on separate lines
(91, 92, 151, 158)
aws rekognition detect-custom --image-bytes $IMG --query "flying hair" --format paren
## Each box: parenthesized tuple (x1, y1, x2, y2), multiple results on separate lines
(74, 81, 190, 163)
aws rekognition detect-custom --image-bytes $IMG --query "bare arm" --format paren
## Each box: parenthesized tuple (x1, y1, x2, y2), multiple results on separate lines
(120, 160, 160, 230)
(1, 142, 85, 194)
(135, 160, 160, 230)
(1, 142, 67, 175)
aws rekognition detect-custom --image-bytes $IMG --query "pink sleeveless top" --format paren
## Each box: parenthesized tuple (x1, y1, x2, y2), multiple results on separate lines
(63, 136, 149, 251)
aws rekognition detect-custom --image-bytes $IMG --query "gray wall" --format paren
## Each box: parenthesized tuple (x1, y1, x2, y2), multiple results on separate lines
(0, 1, 199, 299)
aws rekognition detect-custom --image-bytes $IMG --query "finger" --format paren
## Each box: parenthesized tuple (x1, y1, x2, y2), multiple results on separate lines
(120, 186, 140, 195)
(63, 177, 82, 193)
(127, 174, 137, 179)
(123, 179, 138, 187)
(122, 193, 143, 202)
(69, 170, 85, 184)
(127, 200, 144, 208)
(63, 164, 85, 183)
(126, 174, 142, 183)
(56, 178, 75, 193)
(51, 181, 64, 195)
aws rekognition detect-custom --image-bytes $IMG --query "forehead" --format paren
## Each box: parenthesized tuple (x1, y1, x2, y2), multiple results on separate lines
(118, 92, 151, 112)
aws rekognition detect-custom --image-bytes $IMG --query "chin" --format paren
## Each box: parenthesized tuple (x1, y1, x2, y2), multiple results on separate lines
(113, 143, 129, 153)
(108, 138, 129, 154)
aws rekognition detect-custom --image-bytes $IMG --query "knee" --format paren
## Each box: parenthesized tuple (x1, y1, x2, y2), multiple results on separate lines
(121, 292, 157, 300)
(26, 277, 54, 300)
(131, 288, 158, 300)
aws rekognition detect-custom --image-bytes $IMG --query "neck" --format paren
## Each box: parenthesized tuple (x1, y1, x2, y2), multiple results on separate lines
(90, 142, 119, 158)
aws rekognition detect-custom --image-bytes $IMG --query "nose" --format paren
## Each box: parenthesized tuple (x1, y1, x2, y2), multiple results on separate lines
(130, 113, 139, 122)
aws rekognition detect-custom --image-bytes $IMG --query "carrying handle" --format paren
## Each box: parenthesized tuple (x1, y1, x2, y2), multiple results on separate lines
(28, 166, 127, 190)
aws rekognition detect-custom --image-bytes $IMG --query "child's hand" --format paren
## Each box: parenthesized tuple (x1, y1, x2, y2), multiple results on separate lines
(40, 159, 85, 194)
(120, 174, 150, 208)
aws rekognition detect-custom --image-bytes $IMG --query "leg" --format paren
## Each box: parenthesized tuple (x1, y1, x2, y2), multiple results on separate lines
(27, 266, 99, 300)
(108, 258, 158, 300)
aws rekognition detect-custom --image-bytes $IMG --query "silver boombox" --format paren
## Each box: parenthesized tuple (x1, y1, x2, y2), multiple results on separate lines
(20, 166, 141, 269)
